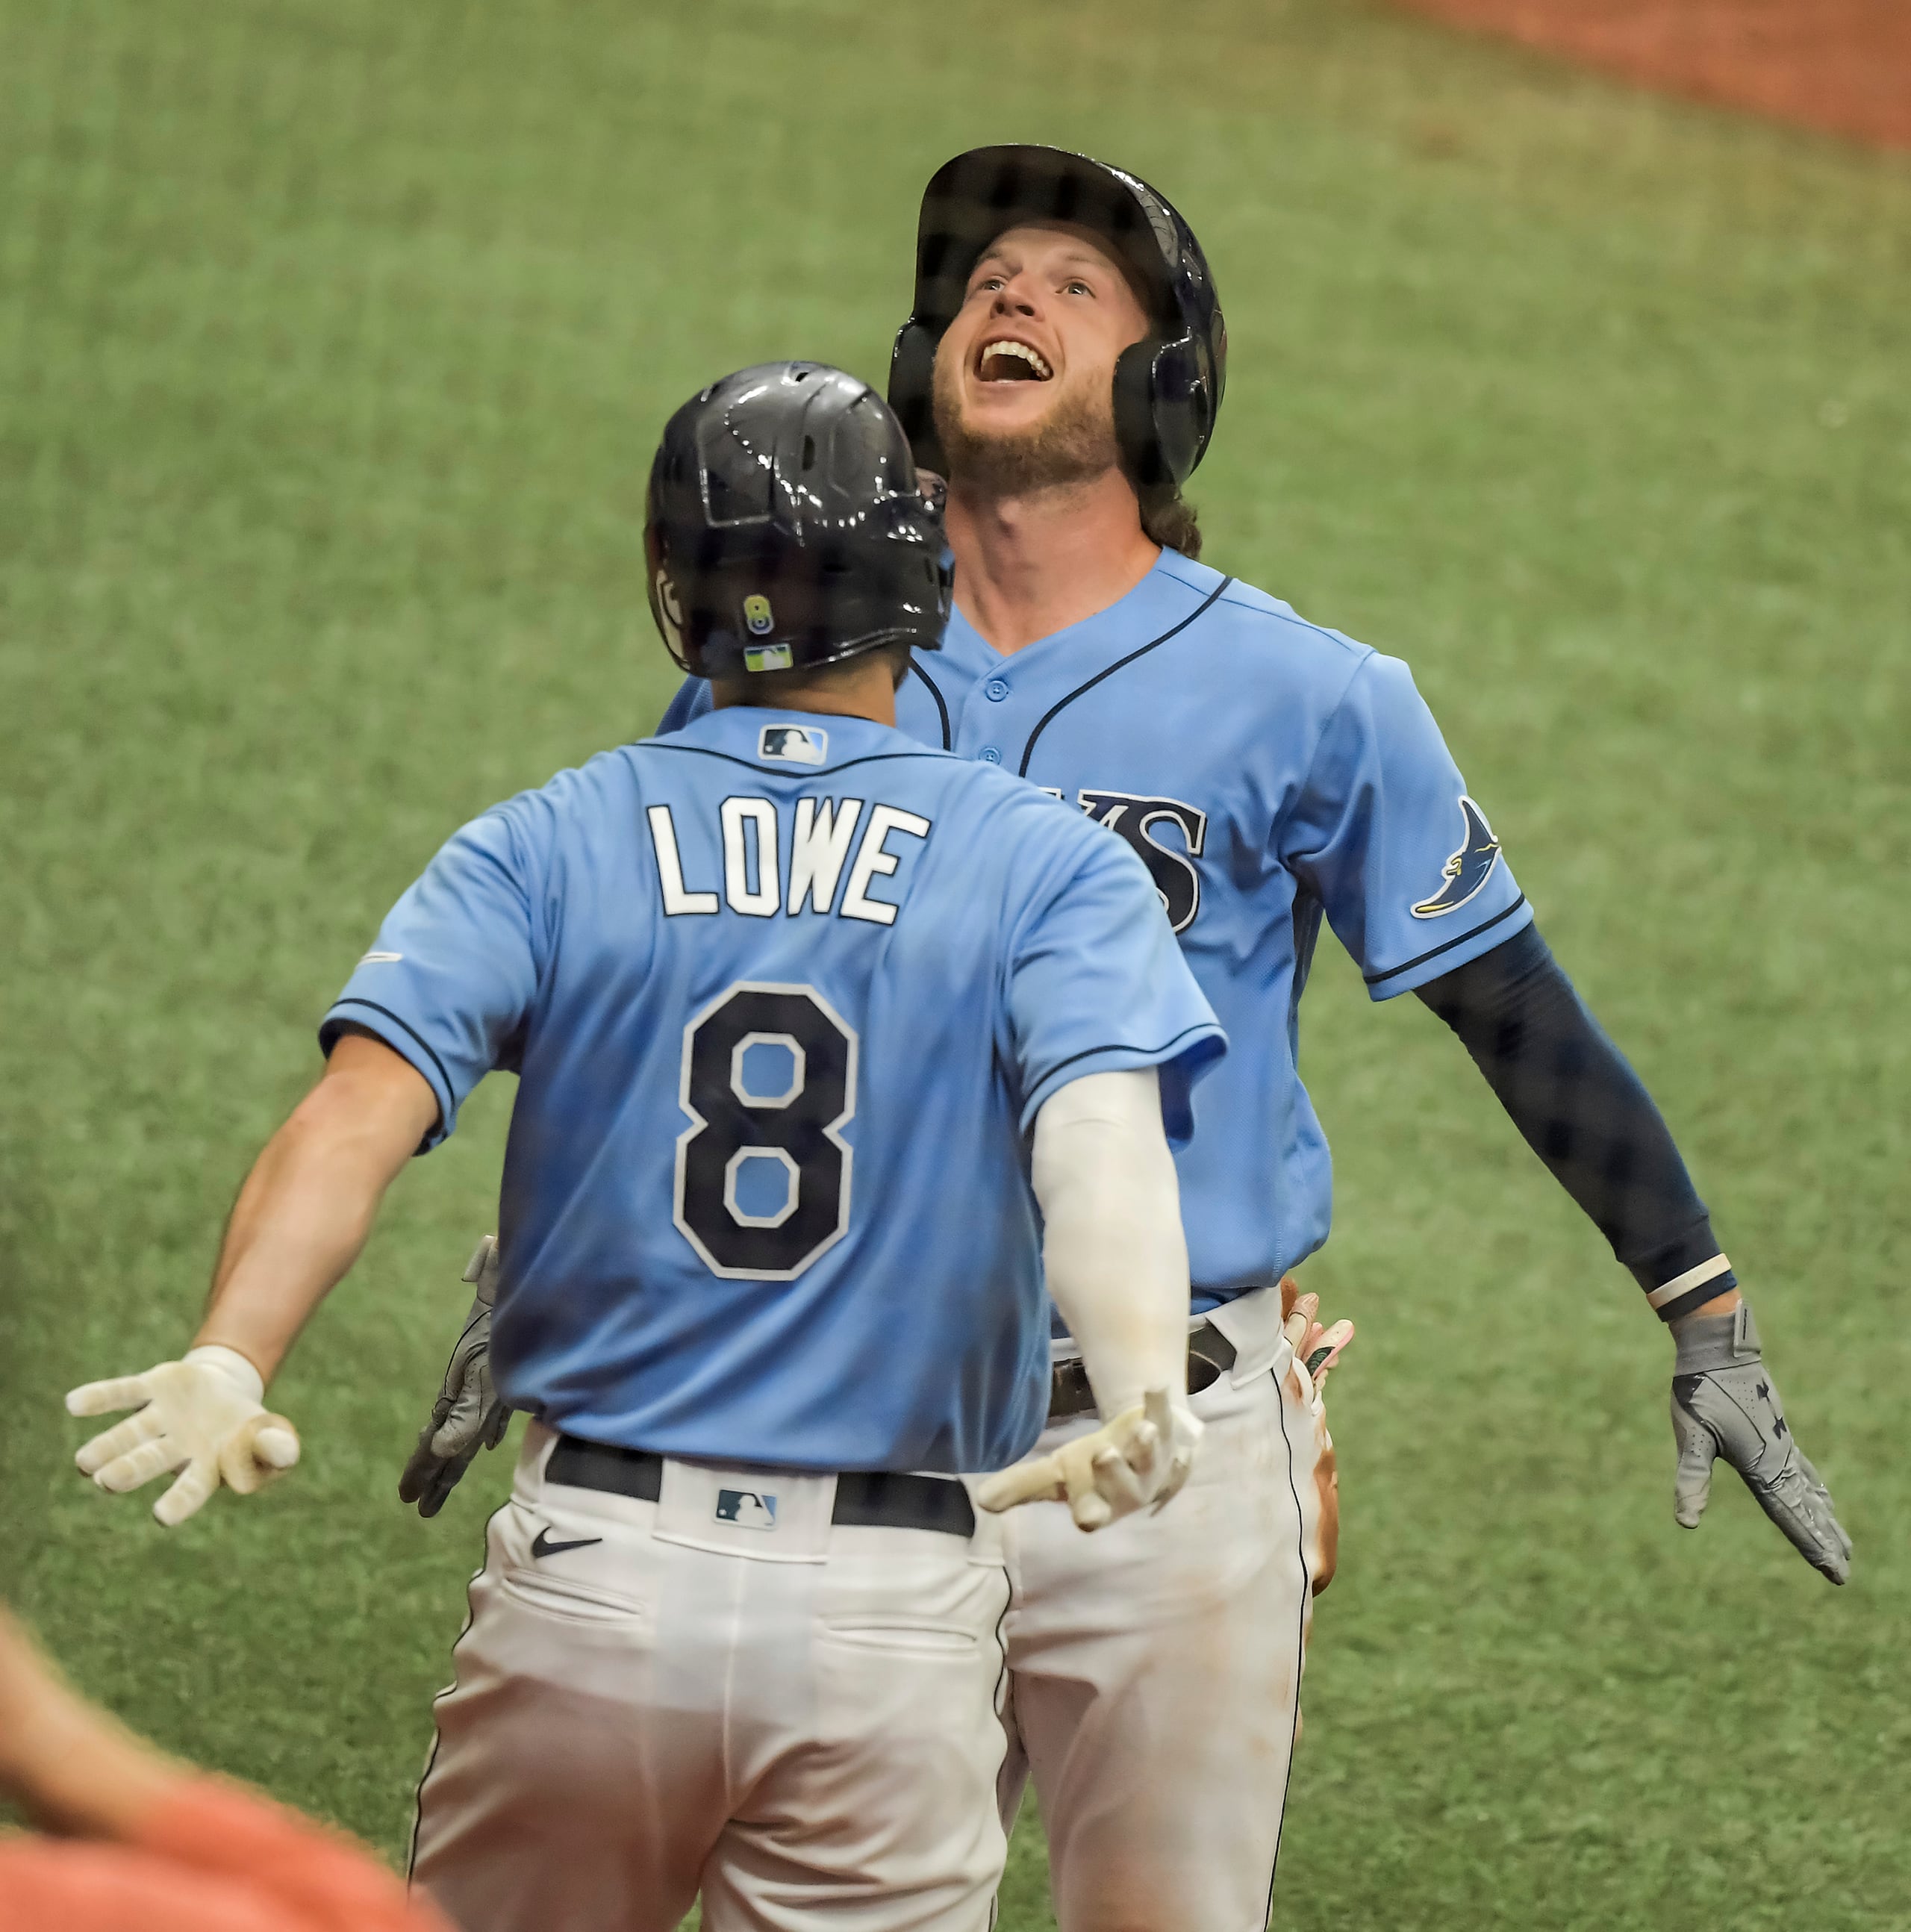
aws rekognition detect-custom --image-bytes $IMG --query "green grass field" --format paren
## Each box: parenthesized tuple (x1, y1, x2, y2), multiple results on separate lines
(3, 1, 1907, 1926)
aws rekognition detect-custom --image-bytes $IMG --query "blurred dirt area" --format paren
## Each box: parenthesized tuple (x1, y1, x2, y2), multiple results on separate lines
(1391, 0, 1911, 152)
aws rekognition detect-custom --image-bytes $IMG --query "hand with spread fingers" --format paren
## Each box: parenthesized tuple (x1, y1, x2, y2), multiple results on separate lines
(66, 1346, 300, 1528)
(1671, 1303, 1850, 1585)
(398, 1234, 511, 1518)
(976, 1388, 1202, 1532)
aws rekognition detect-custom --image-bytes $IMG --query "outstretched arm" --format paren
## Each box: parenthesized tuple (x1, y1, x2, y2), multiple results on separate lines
(193, 1029, 437, 1380)
(1416, 922, 1733, 1323)
(66, 1031, 437, 1524)
(1416, 922, 1849, 1583)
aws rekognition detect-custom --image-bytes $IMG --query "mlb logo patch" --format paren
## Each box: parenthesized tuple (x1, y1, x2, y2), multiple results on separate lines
(758, 723, 828, 766)
(715, 1489, 778, 1530)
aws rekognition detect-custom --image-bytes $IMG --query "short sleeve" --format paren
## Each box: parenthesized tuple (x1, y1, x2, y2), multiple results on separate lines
(1005, 810, 1226, 1144)
(658, 675, 713, 734)
(1285, 652, 1532, 1000)
(319, 800, 547, 1147)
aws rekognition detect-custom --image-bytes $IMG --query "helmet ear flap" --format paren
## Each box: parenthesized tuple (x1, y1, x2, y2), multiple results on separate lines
(1112, 339, 1169, 491)
(1147, 333, 1210, 487)
(888, 320, 945, 474)
(1113, 334, 1212, 495)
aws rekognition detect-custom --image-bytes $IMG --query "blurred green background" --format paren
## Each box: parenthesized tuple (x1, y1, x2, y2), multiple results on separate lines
(2, 1, 1906, 1927)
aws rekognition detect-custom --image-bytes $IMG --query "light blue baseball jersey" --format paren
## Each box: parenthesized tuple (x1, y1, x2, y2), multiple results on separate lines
(662, 550, 1532, 1309)
(322, 706, 1223, 1472)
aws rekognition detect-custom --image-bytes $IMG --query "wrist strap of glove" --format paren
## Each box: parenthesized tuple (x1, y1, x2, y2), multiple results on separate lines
(463, 1234, 499, 1308)
(183, 1344, 266, 1403)
(1672, 1302, 1760, 1374)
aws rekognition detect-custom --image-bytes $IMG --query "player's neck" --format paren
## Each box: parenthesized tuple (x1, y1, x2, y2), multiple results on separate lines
(944, 468, 1159, 656)
(709, 655, 897, 726)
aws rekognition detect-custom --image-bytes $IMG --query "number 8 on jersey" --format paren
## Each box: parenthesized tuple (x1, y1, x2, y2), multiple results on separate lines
(675, 982, 858, 1280)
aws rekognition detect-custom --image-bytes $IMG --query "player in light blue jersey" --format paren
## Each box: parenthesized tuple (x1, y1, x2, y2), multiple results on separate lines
(619, 149, 1849, 1931)
(63, 363, 1225, 1932)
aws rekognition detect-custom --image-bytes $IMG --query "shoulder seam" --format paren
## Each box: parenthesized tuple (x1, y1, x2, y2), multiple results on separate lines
(1222, 590, 1372, 662)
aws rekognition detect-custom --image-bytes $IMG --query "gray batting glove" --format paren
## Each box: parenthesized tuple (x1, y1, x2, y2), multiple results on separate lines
(1671, 1303, 1850, 1585)
(398, 1235, 510, 1518)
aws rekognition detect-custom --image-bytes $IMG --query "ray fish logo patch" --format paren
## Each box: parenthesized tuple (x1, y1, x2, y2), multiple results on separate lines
(1412, 797, 1501, 919)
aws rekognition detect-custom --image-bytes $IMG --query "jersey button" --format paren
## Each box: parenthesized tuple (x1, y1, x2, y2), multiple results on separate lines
(984, 678, 1010, 702)
(979, 747, 1002, 764)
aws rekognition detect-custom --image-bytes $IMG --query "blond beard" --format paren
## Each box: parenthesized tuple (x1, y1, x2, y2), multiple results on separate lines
(932, 352, 1121, 498)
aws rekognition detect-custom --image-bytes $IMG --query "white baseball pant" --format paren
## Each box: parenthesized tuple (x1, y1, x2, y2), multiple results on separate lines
(997, 1279, 1333, 1932)
(410, 1422, 1013, 1932)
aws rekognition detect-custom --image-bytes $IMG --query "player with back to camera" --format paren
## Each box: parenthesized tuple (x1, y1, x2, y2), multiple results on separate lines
(64, 364, 1232, 1932)
(405, 150, 1853, 1929)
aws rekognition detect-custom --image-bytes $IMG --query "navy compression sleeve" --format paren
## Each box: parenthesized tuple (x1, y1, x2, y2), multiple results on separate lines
(1415, 923, 1736, 1323)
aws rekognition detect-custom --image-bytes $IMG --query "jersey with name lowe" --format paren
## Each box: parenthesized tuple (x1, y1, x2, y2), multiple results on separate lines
(322, 706, 1224, 1472)
(662, 549, 1533, 1306)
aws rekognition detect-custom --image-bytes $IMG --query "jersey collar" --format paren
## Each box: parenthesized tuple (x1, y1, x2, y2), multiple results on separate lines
(943, 546, 1223, 676)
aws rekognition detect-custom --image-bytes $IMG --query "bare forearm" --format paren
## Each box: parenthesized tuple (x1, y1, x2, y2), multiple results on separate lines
(195, 1040, 436, 1381)
(0, 1610, 186, 1838)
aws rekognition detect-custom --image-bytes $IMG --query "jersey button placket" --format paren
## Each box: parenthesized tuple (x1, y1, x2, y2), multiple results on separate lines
(984, 678, 1010, 702)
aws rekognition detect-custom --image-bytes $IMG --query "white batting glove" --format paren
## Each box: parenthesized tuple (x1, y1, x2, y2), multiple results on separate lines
(976, 1388, 1203, 1532)
(66, 1345, 300, 1527)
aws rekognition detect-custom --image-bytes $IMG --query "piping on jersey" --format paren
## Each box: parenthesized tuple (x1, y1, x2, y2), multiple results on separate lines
(908, 659, 953, 750)
(1017, 578, 1233, 777)
(1360, 893, 1527, 988)
(329, 997, 455, 1110)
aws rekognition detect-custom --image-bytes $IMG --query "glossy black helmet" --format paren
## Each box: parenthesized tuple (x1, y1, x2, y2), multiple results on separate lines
(888, 144, 1226, 492)
(644, 362, 951, 681)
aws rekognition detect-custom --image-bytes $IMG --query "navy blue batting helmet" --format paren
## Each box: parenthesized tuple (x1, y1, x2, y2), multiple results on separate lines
(645, 363, 952, 682)
(887, 145, 1226, 491)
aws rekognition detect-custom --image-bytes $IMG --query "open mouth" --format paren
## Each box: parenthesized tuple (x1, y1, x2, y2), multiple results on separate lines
(976, 337, 1053, 383)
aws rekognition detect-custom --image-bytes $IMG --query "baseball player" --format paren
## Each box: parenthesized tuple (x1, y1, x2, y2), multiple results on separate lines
(411, 149, 1853, 1931)
(895, 147, 1850, 1928)
(65, 363, 1231, 1932)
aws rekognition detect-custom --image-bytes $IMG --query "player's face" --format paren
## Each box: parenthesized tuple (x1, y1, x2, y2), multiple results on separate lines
(931, 223, 1151, 495)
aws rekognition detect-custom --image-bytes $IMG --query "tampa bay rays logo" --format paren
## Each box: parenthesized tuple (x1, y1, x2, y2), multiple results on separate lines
(1078, 791, 1208, 933)
(1411, 797, 1502, 919)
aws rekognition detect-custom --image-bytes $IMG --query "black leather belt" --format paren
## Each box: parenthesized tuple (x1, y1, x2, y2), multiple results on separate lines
(1047, 1320, 1238, 1423)
(546, 1436, 977, 1539)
